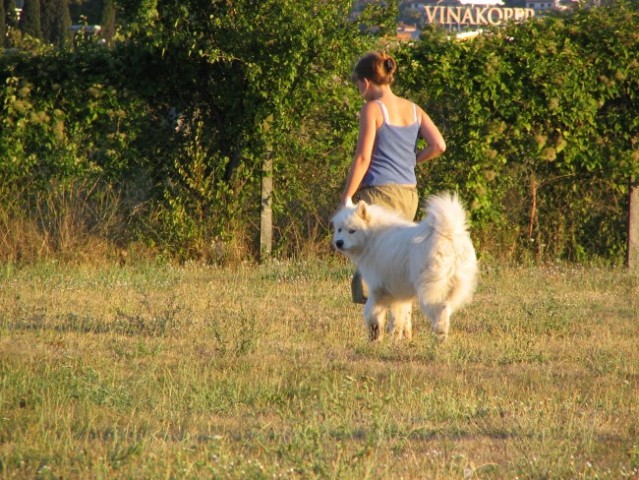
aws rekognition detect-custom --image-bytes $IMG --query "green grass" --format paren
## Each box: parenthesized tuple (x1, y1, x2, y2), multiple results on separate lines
(0, 259, 638, 479)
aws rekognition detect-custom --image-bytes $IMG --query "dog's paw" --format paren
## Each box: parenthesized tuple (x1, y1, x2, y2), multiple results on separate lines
(434, 332, 448, 342)
(403, 327, 413, 341)
(368, 323, 381, 341)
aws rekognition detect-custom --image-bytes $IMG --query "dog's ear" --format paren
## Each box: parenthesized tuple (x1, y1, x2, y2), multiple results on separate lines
(355, 200, 369, 221)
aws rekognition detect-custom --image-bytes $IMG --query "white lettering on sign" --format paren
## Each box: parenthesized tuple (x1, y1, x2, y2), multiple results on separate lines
(423, 6, 535, 26)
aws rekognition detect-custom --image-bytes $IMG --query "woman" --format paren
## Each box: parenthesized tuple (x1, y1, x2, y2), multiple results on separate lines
(342, 51, 446, 304)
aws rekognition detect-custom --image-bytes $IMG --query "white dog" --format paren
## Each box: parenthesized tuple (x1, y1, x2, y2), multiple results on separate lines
(332, 192, 477, 341)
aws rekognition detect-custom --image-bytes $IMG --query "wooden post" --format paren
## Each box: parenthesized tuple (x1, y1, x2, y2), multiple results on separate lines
(260, 154, 273, 262)
(628, 177, 639, 271)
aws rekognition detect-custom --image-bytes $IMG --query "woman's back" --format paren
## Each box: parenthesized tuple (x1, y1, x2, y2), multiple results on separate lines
(376, 95, 417, 127)
(362, 98, 419, 188)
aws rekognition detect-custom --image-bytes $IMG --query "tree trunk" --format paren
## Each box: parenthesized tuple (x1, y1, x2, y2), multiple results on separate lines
(260, 154, 273, 262)
(628, 177, 639, 271)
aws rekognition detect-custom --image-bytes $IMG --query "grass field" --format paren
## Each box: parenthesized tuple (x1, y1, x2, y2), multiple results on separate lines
(0, 258, 638, 479)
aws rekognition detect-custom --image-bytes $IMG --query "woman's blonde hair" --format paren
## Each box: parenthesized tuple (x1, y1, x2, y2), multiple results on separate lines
(351, 52, 397, 85)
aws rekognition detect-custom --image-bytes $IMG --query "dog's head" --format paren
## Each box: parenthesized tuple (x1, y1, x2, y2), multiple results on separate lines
(331, 200, 372, 258)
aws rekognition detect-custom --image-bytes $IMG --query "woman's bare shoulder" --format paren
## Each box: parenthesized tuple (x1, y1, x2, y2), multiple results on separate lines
(359, 101, 383, 124)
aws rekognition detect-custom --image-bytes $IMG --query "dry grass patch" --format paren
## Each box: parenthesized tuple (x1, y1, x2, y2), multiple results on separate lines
(0, 260, 638, 479)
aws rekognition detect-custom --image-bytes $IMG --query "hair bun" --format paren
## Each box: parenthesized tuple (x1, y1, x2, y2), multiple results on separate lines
(352, 51, 396, 85)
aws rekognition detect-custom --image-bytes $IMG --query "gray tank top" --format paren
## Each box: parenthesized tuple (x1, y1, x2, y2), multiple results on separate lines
(361, 101, 420, 187)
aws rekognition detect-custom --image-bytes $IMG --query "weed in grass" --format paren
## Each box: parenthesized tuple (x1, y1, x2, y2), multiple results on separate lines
(113, 294, 192, 337)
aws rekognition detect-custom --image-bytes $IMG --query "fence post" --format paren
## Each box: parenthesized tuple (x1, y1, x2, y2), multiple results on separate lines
(260, 153, 273, 262)
(628, 177, 639, 271)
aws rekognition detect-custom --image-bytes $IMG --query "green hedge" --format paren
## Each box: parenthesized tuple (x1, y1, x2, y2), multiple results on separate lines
(0, 1, 637, 264)
(399, 3, 639, 263)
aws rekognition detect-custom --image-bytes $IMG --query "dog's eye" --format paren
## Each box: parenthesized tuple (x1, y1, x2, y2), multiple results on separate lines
(337, 228, 342, 233)
(348, 229, 356, 234)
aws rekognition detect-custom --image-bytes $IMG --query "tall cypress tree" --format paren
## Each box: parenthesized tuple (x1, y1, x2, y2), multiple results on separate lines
(40, 0, 53, 41)
(4, 0, 17, 29)
(100, 0, 116, 44)
(57, 0, 72, 47)
(41, 0, 71, 47)
(19, 0, 42, 39)
(51, 0, 71, 47)
(3, 0, 17, 47)
(0, 1, 5, 47)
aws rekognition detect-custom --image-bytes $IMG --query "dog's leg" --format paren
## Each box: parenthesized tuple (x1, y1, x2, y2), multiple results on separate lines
(418, 299, 450, 341)
(389, 302, 412, 340)
(445, 275, 475, 314)
(431, 303, 450, 340)
(364, 298, 387, 341)
(387, 303, 398, 336)
(403, 303, 413, 340)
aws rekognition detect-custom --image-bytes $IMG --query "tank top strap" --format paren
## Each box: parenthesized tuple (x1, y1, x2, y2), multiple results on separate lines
(375, 100, 390, 125)
(375, 101, 418, 125)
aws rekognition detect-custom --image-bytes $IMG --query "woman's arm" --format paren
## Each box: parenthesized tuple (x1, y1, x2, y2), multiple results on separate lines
(416, 108, 446, 164)
(341, 103, 379, 204)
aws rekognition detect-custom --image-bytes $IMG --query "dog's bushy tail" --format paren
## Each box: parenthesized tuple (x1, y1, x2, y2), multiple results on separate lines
(423, 192, 470, 237)
(417, 192, 477, 334)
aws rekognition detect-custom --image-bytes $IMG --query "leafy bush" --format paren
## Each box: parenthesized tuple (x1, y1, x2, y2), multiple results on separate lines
(0, 1, 637, 264)
(398, 3, 639, 263)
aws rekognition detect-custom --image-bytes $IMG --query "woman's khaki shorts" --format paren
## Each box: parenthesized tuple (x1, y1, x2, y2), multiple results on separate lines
(351, 184, 419, 304)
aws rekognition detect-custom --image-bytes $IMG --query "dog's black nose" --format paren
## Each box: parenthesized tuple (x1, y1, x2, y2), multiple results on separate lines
(335, 240, 344, 249)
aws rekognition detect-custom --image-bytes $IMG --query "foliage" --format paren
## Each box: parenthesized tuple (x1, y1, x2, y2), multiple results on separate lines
(100, 0, 116, 44)
(3, 0, 17, 29)
(0, 43, 159, 261)
(0, 46, 152, 185)
(19, 0, 42, 39)
(3, 0, 17, 46)
(118, 0, 383, 260)
(397, 2, 639, 262)
(41, 0, 72, 47)
(0, 1, 5, 44)
(0, 2, 638, 263)
(69, 0, 103, 25)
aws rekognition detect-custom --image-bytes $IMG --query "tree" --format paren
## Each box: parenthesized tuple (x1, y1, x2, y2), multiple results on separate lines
(4, 0, 17, 46)
(4, 0, 17, 29)
(0, 0, 5, 46)
(100, 0, 116, 44)
(398, 2, 639, 262)
(117, 0, 157, 33)
(41, 0, 72, 47)
(69, 0, 101, 25)
(131, 0, 389, 260)
(19, 0, 42, 39)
